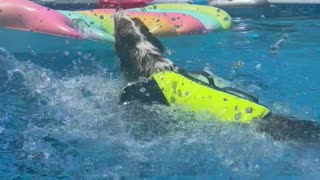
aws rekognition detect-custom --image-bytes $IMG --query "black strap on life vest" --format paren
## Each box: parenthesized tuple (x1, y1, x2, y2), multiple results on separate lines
(120, 78, 168, 105)
(179, 69, 259, 103)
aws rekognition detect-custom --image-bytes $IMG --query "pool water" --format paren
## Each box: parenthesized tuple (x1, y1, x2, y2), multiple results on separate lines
(0, 16, 320, 179)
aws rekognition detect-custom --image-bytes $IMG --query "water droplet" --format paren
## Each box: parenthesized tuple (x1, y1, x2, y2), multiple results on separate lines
(64, 51, 70, 56)
(123, 102, 130, 105)
(232, 60, 244, 69)
(166, 48, 175, 55)
(139, 87, 146, 93)
(255, 64, 262, 70)
(245, 107, 253, 114)
(235, 113, 241, 121)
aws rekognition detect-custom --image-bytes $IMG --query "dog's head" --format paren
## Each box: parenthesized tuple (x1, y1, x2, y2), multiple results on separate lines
(113, 9, 164, 53)
(113, 9, 175, 82)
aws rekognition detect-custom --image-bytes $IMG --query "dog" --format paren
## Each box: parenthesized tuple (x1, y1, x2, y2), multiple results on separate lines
(113, 9, 320, 143)
(113, 9, 176, 82)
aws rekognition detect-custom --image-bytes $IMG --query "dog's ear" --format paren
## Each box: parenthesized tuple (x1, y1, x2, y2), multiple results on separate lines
(146, 32, 165, 53)
(132, 18, 165, 53)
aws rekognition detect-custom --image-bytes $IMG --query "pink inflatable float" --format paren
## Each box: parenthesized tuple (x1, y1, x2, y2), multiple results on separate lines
(0, 0, 81, 38)
(98, 0, 192, 9)
(99, 0, 154, 8)
(0, 0, 232, 53)
(0, 0, 232, 41)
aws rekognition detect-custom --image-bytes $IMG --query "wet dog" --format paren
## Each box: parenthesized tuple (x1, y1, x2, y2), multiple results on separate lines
(113, 9, 175, 82)
(113, 9, 320, 143)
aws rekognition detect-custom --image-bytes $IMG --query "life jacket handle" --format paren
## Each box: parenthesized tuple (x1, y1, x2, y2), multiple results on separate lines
(181, 69, 216, 87)
(221, 87, 259, 103)
(198, 71, 259, 103)
(196, 71, 216, 87)
(180, 69, 259, 103)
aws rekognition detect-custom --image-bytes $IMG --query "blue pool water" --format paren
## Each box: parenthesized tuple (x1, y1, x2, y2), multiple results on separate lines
(1, 16, 320, 179)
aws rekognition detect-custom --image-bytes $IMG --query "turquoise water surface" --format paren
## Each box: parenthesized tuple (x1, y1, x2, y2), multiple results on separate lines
(0, 16, 320, 179)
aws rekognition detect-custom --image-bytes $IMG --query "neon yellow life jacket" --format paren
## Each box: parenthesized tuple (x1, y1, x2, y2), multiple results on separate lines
(151, 71, 270, 123)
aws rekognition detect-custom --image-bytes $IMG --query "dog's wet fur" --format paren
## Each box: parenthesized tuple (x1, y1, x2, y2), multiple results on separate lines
(113, 9, 320, 143)
(113, 9, 175, 82)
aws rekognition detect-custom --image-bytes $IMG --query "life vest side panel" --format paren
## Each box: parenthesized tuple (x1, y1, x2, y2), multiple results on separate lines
(152, 71, 270, 123)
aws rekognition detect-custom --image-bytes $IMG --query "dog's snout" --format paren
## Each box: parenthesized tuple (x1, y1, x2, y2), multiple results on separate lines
(116, 8, 124, 12)
(113, 8, 130, 22)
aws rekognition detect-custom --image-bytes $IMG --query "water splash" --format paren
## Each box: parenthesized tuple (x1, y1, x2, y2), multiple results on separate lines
(1, 48, 320, 179)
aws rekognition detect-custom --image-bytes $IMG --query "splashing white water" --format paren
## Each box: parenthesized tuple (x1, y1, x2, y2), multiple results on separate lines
(1, 48, 320, 179)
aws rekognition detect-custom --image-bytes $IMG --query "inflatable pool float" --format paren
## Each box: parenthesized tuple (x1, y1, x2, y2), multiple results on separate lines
(31, 0, 99, 10)
(208, 0, 272, 17)
(0, 0, 232, 53)
(0, 0, 232, 40)
(268, 0, 320, 17)
(31, 0, 320, 17)
(208, 0, 320, 17)
(30, 0, 197, 10)
(98, 0, 273, 17)
(98, 0, 320, 17)
(98, 0, 193, 9)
